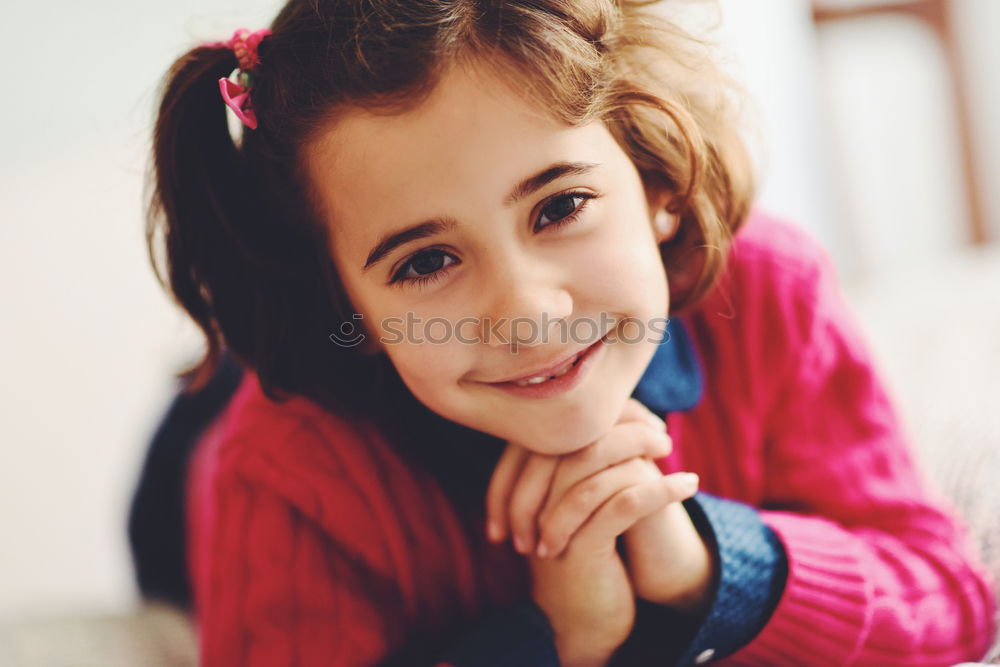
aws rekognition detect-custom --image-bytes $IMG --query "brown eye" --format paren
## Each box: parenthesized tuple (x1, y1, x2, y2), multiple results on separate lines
(390, 248, 459, 286)
(410, 250, 447, 275)
(535, 192, 597, 232)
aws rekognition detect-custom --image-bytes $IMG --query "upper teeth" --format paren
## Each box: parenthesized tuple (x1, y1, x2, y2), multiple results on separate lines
(512, 353, 580, 387)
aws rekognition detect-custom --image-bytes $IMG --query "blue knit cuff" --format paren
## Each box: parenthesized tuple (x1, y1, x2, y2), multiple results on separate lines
(674, 491, 788, 665)
(436, 599, 560, 667)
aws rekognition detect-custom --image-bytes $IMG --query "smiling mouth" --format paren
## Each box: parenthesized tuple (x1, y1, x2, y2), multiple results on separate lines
(504, 352, 584, 386)
(483, 330, 612, 388)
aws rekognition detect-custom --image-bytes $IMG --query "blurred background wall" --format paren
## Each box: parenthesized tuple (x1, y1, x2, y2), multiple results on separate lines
(1, 0, 997, 628)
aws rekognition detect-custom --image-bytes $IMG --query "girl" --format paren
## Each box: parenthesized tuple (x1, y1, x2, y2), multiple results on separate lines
(144, 0, 998, 664)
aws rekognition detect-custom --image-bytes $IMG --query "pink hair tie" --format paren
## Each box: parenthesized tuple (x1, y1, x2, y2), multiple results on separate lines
(205, 28, 272, 130)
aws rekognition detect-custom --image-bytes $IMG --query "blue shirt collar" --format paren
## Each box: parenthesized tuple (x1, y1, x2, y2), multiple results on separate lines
(630, 317, 704, 415)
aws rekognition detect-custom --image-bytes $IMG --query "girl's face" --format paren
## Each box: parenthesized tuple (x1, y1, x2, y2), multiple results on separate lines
(306, 62, 678, 455)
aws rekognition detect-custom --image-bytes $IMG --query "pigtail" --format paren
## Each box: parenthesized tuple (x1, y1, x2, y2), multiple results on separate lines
(147, 45, 263, 390)
(147, 45, 240, 386)
(146, 36, 384, 414)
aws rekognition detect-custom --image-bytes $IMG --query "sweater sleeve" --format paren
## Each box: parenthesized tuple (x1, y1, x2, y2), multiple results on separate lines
(189, 446, 561, 667)
(673, 493, 788, 666)
(432, 600, 560, 667)
(726, 244, 998, 665)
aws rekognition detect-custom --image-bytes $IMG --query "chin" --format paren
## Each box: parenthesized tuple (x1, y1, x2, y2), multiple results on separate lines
(508, 417, 613, 456)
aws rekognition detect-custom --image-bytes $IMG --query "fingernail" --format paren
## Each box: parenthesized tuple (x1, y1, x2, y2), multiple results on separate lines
(536, 542, 549, 558)
(681, 472, 699, 489)
(486, 520, 500, 542)
(513, 535, 526, 554)
(654, 430, 671, 451)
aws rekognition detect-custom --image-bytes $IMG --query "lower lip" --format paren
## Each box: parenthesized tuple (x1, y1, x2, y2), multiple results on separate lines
(484, 333, 610, 399)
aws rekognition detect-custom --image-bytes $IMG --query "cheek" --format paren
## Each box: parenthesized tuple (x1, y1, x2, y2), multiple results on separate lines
(384, 342, 469, 405)
(581, 215, 669, 311)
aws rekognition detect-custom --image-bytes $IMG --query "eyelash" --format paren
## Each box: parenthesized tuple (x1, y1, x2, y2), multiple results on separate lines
(388, 191, 599, 288)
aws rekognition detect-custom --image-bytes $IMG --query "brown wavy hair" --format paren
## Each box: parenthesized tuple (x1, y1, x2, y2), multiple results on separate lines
(147, 0, 754, 416)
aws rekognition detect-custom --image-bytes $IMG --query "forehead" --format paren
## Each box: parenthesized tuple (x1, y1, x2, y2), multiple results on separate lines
(304, 63, 619, 251)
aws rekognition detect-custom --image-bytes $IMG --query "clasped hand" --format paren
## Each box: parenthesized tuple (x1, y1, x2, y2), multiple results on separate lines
(484, 399, 715, 665)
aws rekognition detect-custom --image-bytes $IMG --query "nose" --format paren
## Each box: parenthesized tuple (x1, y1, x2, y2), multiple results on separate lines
(478, 251, 573, 350)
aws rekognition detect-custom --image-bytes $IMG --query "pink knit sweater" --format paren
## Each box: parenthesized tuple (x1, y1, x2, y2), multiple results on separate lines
(187, 211, 998, 665)
(659, 212, 998, 664)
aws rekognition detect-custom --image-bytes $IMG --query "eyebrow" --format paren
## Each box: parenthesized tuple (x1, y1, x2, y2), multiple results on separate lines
(362, 161, 600, 272)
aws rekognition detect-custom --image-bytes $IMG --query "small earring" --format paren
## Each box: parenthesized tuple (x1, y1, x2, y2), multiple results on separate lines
(653, 210, 671, 238)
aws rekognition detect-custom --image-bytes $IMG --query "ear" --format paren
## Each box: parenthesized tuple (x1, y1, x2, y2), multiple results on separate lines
(645, 186, 679, 244)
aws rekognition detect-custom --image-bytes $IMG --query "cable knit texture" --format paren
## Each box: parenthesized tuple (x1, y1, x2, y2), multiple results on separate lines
(186, 210, 997, 665)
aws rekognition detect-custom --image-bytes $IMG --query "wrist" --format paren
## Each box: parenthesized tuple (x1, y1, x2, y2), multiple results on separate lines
(647, 565, 713, 616)
(631, 503, 716, 613)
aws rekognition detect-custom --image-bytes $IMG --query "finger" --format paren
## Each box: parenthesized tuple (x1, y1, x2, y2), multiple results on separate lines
(557, 470, 700, 559)
(621, 398, 668, 432)
(538, 458, 663, 556)
(542, 422, 671, 517)
(537, 457, 660, 559)
(485, 442, 531, 543)
(508, 453, 558, 554)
